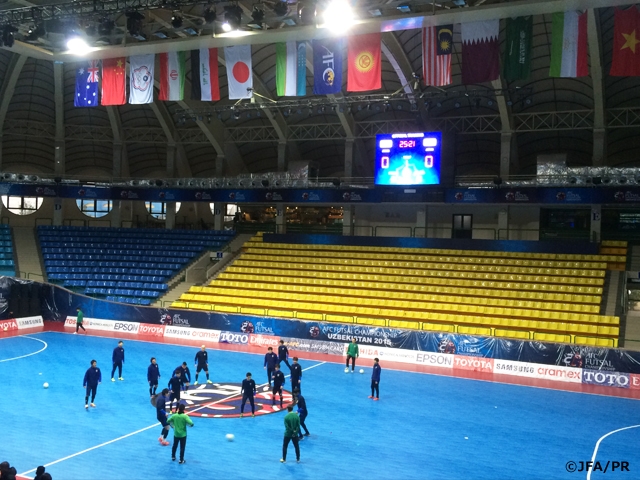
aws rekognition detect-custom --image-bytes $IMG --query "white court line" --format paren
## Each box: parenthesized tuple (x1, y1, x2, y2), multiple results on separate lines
(586, 424, 640, 480)
(18, 360, 326, 477)
(0, 336, 47, 363)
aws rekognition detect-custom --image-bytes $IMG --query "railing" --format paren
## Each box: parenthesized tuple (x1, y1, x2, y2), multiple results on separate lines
(352, 225, 374, 237)
(413, 226, 497, 240)
(374, 226, 413, 237)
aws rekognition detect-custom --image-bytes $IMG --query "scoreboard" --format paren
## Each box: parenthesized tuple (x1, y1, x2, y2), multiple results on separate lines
(374, 132, 442, 186)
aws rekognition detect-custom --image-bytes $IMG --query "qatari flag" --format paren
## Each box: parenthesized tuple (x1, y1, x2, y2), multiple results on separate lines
(461, 19, 499, 84)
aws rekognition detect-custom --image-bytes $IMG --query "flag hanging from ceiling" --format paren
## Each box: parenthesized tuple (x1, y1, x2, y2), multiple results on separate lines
(74, 60, 99, 107)
(101, 57, 126, 106)
(191, 48, 220, 101)
(503, 16, 533, 81)
(422, 25, 453, 87)
(312, 38, 343, 95)
(611, 7, 640, 76)
(549, 11, 588, 77)
(461, 20, 499, 84)
(347, 33, 381, 92)
(276, 41, 306, 96)
(129, 54, 155, 104)
(224, 45, 253, 100)
(158, 51, 185, 101)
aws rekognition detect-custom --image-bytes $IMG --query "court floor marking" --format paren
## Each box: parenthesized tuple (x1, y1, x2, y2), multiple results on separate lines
(0, 336, 47, 363)
(33, 331, 640, 402)
(586, 424, 640, 480)
(18, 360, 327, 478)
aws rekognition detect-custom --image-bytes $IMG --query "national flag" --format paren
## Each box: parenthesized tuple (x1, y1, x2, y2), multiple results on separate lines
(611, 7, 640, 76)
(461, 20, 500, 84)
(129, 54, 155, 105)
(347, 33, 381, 92)
(503, 16, 533, 81)
(101, 57, 126, 106)
(74, 60, 99, 107)
(312, 38, 343, 95)
(276, 41, 306, 96)
(190, 48, 220, 101)
(422, 25, 452, 87)
(159, 51, 185, 101)
(549, 11, 588, 78)
(224, 45, 253, 100)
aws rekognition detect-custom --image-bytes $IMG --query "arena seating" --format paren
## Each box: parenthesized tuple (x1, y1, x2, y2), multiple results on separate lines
(38, 226, 234, 305)
(0, 225, 15, 276)
(172, 233, 624, 347)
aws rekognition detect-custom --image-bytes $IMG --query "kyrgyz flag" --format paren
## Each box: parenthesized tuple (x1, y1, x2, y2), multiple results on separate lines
(158, 51, 185, 101)
(191, 48, 220, 101)
(347, 33, 381, 92)
(549, 11, 588, 77)
(276, 41, 306, 96)
(611, 7, 640, 76)
(101, 57, 126, 106)
(503, 16, 532, 81)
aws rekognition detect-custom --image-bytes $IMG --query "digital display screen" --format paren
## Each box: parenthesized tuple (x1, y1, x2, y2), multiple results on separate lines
(374, 132, 442, 186)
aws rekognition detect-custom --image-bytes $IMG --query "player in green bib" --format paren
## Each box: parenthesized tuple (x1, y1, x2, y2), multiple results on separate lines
(75, 307, 86, 334)
(346, 338, 359, 373)
(167, 404, 194, 464)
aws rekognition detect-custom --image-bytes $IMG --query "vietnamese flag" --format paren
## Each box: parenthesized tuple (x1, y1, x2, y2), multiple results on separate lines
(611, 7, 640, 76)
(347, 33, 381, 92)
(101, 57, 126, 105)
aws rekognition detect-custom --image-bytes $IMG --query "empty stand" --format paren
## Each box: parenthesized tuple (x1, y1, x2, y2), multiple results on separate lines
(172, 236, 624, 347)
(0, 225, 15, 276)
(38, 226, 234, 305)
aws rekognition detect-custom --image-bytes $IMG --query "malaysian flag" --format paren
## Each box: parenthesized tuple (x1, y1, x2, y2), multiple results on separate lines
(422, 25, 453, 86)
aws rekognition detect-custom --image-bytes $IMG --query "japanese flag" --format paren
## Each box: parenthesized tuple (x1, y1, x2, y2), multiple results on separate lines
(224, 45, 253, 100)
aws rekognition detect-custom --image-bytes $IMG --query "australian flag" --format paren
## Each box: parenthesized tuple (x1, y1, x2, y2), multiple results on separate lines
(74, 60, 99, 107)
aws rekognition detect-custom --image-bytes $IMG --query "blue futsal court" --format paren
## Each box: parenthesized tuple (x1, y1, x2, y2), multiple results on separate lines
(2, 331, 640, 480)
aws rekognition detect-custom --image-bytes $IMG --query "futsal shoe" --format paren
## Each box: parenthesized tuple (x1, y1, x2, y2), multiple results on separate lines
(304, 433, 310, 436)
(373, 398, 379, 401)
(179, 460, 185, 464)
(158, 437, 163, 444)
(161, 440, 170, 446)
(172, 457, 176, 461)
(119, 377, 124, 381)
(297, 459, 300, 463)
(252, 413, 255, 417)
(280, 459, 286, 463)
(90, 403, 96, 407)
(193, 381, 198, 385)
(111, 378, 115, 382)
(368, 395, 374, 399)
(85, 404, 88, 409)
(206, 380, 212, 384)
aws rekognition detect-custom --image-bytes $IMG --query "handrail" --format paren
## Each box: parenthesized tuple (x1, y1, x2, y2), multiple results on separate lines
(26, 272, 44, 280)
(374, 225, 413, 237)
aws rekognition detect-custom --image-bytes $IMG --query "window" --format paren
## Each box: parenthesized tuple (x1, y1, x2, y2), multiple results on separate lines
(145, 202, 181, 220)
(76, 199, 112, 218)
(1, 196, 43, 216)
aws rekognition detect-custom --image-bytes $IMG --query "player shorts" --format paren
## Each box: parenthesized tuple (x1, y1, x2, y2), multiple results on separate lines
(196, 363, 208, 373)
(272, 384, 283, 395)
(157, 414, 168, 427)
(170, 391, 181, 402)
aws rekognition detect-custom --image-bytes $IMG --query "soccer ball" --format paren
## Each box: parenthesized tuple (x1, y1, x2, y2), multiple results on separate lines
(2, 326, 7, 332)
(226, 434, 234, 442)
(43, 382, 49, 389)
(359, 369, 365, 374)
(344, 367, 349, 373)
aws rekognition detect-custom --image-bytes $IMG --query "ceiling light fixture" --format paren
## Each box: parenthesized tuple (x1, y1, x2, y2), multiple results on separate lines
(66, 35, 92, 55)
(321, 0, 354, 32)
(222, 4, 242, 31)
(203, 7, 217, 24)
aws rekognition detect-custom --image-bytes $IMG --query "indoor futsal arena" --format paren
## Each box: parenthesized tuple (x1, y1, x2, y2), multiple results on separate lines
(3, 0, 640, 479)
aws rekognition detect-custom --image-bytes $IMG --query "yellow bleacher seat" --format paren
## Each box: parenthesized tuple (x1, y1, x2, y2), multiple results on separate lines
(326, 314, 355, 323)
(240, 307, 266, 316)
(267, 309, 295, 319)
(188, 303, 212, 311)
(356, 317, 387, 327)
(171, 302, 187, 309)
(297, 312, 324, 321)
(214, 305, 239, 313)
(596, 338, 614, 347)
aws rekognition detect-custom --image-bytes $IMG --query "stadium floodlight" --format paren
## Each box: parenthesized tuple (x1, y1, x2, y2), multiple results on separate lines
(320, 0, 355, 32)
(66, 36, 92, 55)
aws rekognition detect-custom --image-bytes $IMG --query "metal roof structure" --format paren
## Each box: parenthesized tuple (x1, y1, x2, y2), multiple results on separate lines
(0, 0, 638, 182)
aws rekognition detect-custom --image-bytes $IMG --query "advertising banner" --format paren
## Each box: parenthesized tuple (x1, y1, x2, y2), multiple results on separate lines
(16, 316, 44, 329)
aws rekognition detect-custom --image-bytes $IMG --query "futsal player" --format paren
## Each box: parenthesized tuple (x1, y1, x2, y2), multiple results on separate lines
(281, 405, 301, 464)
(83, 359, 101, 409)
(147, 357, 161, 398)
(156, 388, 171, 446)
(272, 364, 285, 408)
(168, 370, 183, 414)
(240, 372, 256, 417)
(297, 393, 310, 439)
(167, 403, 194, 464)
(264, 347, 279, 387)
(176, 362, 191, 391)
(278, 340, 291, 370)
(193, 345, 212, 385)
(369, 357, 381, 401)
(111, 340, 125, 381)
(74, 307, 85, 334)
(346, 338, 359, 373)
(290, 357, 302, 393)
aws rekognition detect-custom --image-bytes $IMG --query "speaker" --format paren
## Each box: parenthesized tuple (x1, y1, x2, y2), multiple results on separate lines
(332, 178, 341, 187)
(54, 177, 62, 184)
(592, 177, 602, 185)
(261, 179, 269, 187)
(155, 179, 164, 187)
(493, 177, 503, 186)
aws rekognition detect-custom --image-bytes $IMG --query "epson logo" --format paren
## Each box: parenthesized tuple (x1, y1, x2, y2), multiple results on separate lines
(114, 322, 139, 332)
(220, 332, 248, 344)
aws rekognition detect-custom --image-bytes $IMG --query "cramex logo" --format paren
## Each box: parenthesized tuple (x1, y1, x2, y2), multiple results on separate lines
(172, 383, 294, 418)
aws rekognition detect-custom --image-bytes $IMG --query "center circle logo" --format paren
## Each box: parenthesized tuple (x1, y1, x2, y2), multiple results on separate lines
(356, 51, 374, 73)
(164, 382, 294, 418)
